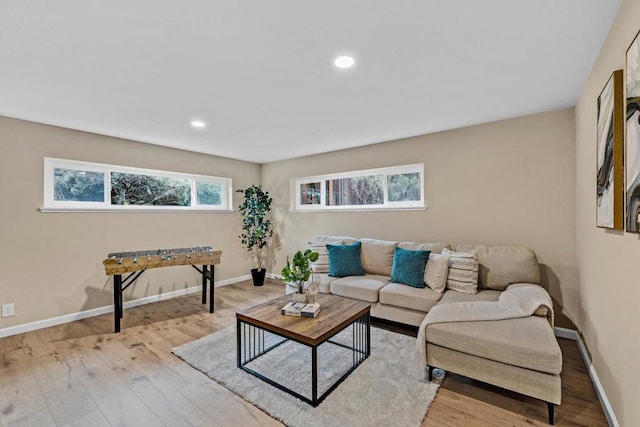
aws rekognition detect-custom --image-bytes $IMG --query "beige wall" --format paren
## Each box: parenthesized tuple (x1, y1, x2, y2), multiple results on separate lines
(0, 116, 260, 330)
(262, 108, 578, 321)
(575, 0, 640, 425)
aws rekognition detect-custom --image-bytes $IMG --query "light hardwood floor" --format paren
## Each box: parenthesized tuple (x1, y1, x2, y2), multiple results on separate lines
(0, 279, 607, 426)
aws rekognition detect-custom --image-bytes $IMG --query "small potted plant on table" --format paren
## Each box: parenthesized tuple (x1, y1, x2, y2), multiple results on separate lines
(281, 249, 320, 303)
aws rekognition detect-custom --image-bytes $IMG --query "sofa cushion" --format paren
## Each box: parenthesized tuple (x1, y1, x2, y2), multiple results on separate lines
(371, 303, 429, 327)
(327, 242, 365, 277)
(359, 238, 398, 276)
(443, 248, 479, 294)
(439, 288, 501, 304)
(330, 274, 389, 302)
(390, 247, 430, 288)
(455, 245, 540, 290)
(426, 316, 562, 375)
(398, 241, 448, 254)
(440, 284, 549, 317)
(425, 253, 450, 293)
(315, 273, 338, 294)
(379, 282, 443, 312)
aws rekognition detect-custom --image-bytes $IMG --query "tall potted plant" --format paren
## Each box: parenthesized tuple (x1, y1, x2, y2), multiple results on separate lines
(237, 185, 274, 286)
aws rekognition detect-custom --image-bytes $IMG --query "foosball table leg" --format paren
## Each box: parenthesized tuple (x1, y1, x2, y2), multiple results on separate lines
(209, 264, 215, 313)
(201, 265, 208, 305)
(113, 274, 122, 333)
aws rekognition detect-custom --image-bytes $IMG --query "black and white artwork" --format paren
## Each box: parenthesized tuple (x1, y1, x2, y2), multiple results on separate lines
(626, 32, 640, 232)
(596, 70, 623, 230)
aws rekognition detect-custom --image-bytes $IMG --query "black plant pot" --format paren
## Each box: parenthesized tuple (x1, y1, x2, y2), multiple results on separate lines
(251, 268, 266, 286)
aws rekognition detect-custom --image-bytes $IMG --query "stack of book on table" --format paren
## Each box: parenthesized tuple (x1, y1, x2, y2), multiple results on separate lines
(281, 302, 321, 318)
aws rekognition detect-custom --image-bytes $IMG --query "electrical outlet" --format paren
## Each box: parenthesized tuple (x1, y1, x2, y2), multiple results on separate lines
(2, 303, 14, 317)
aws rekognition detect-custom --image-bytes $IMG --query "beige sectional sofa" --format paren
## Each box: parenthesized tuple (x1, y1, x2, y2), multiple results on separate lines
(308, 235, 562, 425)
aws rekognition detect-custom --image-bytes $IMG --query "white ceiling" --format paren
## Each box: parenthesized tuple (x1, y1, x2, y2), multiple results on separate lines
(0, 1, 621, 164)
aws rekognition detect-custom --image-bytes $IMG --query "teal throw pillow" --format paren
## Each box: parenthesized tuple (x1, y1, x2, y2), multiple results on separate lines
(327, 242, 365, 277)
(390, 247, 430, 288)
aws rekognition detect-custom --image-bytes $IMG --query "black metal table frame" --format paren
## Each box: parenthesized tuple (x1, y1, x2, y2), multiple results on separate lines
(236, 312, 370, 406)
(112, 264, 215, 333)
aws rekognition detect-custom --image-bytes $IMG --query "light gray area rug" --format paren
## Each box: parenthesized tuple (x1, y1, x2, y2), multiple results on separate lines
(173, 325, 439, 427)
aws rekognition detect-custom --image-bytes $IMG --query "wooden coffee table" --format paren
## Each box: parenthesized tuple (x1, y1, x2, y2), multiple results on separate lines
(236, 293, 370, 406)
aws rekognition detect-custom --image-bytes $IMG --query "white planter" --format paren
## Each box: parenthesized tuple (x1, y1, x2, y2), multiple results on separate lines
(292, 291, 308, 304)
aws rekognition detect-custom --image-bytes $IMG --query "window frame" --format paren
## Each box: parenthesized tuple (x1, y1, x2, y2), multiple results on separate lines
(293, 163, 425, 211)
(43, 157, 233, 212)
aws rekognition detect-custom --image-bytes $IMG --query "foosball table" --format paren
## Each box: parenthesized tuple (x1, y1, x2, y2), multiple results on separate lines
(103, 246, 222, 333)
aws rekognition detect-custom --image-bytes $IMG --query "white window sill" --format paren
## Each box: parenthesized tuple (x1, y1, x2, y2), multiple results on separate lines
(39, 208, 235, 213)
(289, 207, 427, 213)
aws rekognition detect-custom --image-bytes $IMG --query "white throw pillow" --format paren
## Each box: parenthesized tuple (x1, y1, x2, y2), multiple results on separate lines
(442, 248, 479, 294)
(308, 240, 341, 273)
(424, 253, 450, 293)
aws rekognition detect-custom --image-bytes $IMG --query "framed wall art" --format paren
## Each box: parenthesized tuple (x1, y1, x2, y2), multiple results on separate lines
(626, 31, 640, 232)
(596, 70, 624, 230)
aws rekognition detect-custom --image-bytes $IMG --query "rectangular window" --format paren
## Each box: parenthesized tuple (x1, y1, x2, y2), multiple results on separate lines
(293, 164, 424, 211)
(299, 182, 322, 206)
(54, 168, 105, 202)
(387, 172, 421, 202)
(326, 175, 384, 206)
(110, 172, 191, 207)
(196, 181, 223, 206)
(43, 158, 232, 211)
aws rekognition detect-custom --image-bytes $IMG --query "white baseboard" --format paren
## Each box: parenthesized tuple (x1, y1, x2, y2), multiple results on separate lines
(0, 274, 252, 339)
(554, 327, 619, 427)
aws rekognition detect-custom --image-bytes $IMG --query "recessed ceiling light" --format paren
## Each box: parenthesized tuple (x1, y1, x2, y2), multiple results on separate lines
(334, 56, 355, 69)
(190, 120, 206, 128)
